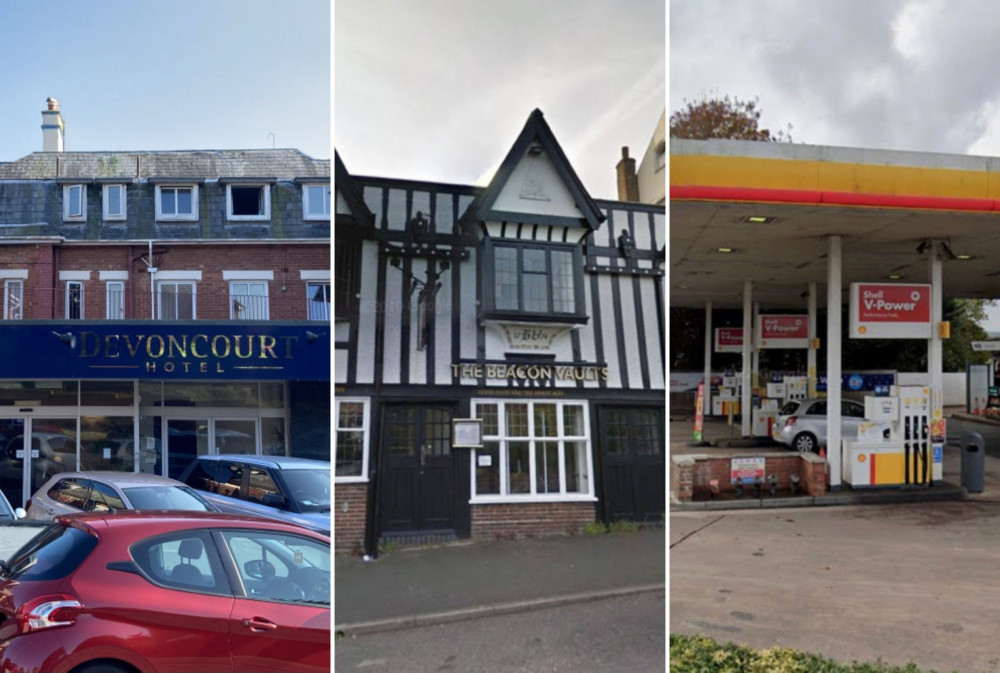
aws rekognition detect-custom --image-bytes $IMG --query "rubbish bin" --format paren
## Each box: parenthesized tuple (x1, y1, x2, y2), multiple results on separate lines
(960, 431, 986, 493)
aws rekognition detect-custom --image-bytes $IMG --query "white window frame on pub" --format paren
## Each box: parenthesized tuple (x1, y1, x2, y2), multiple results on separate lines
(155, 184, 199, 221)
(470, 399, 595, 504)
(102, 183, 127, 221)
(302, 183, 331, 220)
(63, 183, 87, 222)
(225, 183, 272, 221)
(334, 397, 370, 483)
(482, 240, 586, 322)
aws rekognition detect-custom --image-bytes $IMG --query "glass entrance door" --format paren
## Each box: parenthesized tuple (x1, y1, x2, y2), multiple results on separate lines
(166, 419, 210, 480)
(0, 417, 78, 508)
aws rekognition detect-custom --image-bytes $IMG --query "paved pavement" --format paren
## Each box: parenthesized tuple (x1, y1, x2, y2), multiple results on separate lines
(0, 521, 47, 559)
(334, 528, 665, 635)
(671, 410, 1000, 672)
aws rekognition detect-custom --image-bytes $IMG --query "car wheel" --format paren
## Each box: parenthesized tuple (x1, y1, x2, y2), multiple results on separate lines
(793, 432, 817, 453)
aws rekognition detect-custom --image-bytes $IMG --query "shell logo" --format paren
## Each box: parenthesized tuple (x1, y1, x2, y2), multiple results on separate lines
(858, 454, 867, 463)
(859, 326, 867, 334)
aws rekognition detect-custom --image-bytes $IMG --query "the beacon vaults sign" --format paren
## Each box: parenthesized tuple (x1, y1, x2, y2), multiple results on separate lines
(0, 323, 329, 381)
(849, 283, 931, 339)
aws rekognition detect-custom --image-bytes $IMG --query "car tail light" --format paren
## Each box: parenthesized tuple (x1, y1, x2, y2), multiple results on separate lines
(15, 594, 82, 634)
(785, 416, 798, 428)
(24, 499, 30, 511)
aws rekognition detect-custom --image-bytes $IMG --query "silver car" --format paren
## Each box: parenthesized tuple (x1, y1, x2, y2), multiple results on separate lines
(25, 471, 217, 521)
(772, 398, 867, 453)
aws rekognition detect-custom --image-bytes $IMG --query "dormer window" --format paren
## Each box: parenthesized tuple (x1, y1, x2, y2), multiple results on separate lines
(102, 184, 127, 221)
(227, 184, 271, 221)
(302, 183, 331, 220)
(63, 184, 86, 221)
(155, 184, 198, 221)
(483, 240, 585, 322)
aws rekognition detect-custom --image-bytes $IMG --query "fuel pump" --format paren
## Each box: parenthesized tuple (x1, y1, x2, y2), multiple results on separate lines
(890, 386, 933, 486)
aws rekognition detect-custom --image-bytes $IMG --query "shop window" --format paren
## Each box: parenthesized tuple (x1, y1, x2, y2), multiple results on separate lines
(102, 184, 127, 221)
(471, 400, 593, 501)
(155, 185, 198, 221)
(483, 240, 584, 321)
(308, 282, 331, 321)
(63, 184, 86, 221)
(334, 398, 369, 482)
(66, 281, 83, 320)
(4, 280, 22, 320)
(230, 281, 269, 320)
(302, 183, 331, 220)
(158, 281, 196, 320)
(227, 184, 270, 221)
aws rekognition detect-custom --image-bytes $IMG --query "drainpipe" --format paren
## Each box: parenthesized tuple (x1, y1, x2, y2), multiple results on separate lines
(148, 240, 156, 320)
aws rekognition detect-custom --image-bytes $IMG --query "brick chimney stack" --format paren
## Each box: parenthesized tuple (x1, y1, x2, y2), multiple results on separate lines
(42, 97, 65, 152)
(616, 146, 639, 202)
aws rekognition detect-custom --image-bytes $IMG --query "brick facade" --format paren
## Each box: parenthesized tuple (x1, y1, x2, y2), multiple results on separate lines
(334, 483, 368, 553)
(671, 452, 828, 502)
(470, 502, 597, 541)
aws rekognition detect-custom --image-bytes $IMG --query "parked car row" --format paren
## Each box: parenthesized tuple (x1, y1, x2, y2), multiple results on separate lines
(0, 454, 332, 673)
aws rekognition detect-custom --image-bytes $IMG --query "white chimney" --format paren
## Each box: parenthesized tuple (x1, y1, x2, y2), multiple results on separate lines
(41, 97, 64, 152)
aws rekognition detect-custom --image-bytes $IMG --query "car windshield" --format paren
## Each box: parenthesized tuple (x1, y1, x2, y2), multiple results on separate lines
(778, 401, 801, 416)
(122, 485, 215, 511)
(5, 524, 98, 581)
(281, 469, 330, 512)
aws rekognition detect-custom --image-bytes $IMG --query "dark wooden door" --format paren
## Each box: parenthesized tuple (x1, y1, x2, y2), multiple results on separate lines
(599, 407, 665, 522)
(380, 405, 455, 532)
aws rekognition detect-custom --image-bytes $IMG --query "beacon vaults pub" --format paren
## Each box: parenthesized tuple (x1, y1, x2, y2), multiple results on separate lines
(334, 110, 665, 553)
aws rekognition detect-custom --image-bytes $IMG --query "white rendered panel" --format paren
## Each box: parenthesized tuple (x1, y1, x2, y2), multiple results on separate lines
(633, 212, 652, 251)
(386, 189, 407, 232)
(618, 277, 642, 390)
(382, 266, 403, 385)
(641, 278, 665, 390)
(355, 241, 379, 384)
(434, 268, 453, 385)
(652, 213, 666, 250)
(334, 347, 348, 384)
(363, 187, 383, 228)
(412, 191, 431, 228)
(597, 275, 622, 388)
(336, 190, 350, 215)
(435, 192, 455, 235)
(459, 249, 478, 363)
(578, 278, 600, 389)
(491, 150, 581, 218)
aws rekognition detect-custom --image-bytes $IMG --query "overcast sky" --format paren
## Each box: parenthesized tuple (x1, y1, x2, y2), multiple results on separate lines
(334, 0, 665, 200)
(0, 0, 330, 160)
(671, 0, 1000, 330)
(671, 0, 1000, 156)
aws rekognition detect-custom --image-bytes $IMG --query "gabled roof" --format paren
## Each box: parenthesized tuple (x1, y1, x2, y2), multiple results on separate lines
(462, 109, 605, 230)
(334, 151, 375, 233)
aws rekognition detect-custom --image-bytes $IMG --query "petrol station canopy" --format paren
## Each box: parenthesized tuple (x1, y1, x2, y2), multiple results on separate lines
(671, 139, 1000, 310)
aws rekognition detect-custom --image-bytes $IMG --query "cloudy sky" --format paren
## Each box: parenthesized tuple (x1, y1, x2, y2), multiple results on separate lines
(671, 0, 1000, 156)
(334, 0, 665, 200)
(0, 0, 330, 161)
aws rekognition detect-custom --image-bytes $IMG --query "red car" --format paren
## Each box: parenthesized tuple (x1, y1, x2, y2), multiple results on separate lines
(0, 511, 330, 673)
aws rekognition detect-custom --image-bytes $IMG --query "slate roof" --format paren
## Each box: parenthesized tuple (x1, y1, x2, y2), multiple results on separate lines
(0, 149, 329, 180)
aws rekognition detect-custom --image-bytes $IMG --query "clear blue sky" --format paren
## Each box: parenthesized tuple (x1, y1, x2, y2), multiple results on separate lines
(0, 0, 330, 160)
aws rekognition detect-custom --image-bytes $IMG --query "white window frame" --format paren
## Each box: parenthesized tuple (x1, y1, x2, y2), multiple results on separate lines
(157, 280, 197, 320)
(470, 399, 596, 504)
(229, 281, 270, 320)
(334, 398, 370, 483)
(102, 184, 127, 221)
(65, 281, 84, 320)
(105, 280, 125, 319)
(226, 184, 271, 221)
(3, 280, 23, 320)
(302, 183, 331, 220)
(306, 281, 330, 321)
(63, 184, 86, 221)
(155, 184, 199, 221)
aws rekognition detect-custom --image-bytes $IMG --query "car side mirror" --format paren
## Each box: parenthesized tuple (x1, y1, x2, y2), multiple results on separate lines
(261, 493, 286, 509)
(13, 507, 25, 520)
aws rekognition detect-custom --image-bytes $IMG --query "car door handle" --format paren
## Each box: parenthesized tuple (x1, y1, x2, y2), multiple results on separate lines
(242, 617, 278, 632)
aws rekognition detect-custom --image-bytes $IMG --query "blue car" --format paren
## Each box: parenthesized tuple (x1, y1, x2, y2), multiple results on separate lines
(178, 455, 330, 535)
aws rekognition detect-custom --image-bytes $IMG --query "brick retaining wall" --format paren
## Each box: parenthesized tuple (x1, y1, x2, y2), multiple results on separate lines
(471, 502, 596, 541)
(671, 452, 828, 502)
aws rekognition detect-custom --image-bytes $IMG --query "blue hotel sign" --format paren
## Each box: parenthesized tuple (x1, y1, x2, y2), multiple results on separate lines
(0, 323, 329, 381)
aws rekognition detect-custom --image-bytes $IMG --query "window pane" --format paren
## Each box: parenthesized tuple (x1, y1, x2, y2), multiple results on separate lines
(505, 404, 528, 436)
(177, 188, 192, 214)
(425, 409, 451, 457)
(633, 410, 662, 455)
(307, 185, 328, 215)
(162, 189, 176, 215)
(107, 282, 124, 319)
(507, 441, 530, 494)
(536, 441, 560, 494)
(308, 282, 331, 321)
(494, 246, 518, 310)
(605, 410, 629, 454)
(522, 272, 547, 312)
(522, 249, 547, 273)
(475, 442, 500, 495)
(534, 404, 557, 437)
(177, 284, 194, 319)
(476, 404, 498, 436)
(338, 402, 364, 430)
(335, 430, 364, 477)
(107, 185, 122, 215)
(563, 405, 585, 437)
(67, 283, 82, 320)
(6, 281, 22, 320)
(81, 413, 134, 471)
(67, 186, 82, 216)
(565, 441, 588, 493)
(551, 250, 575, 313)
